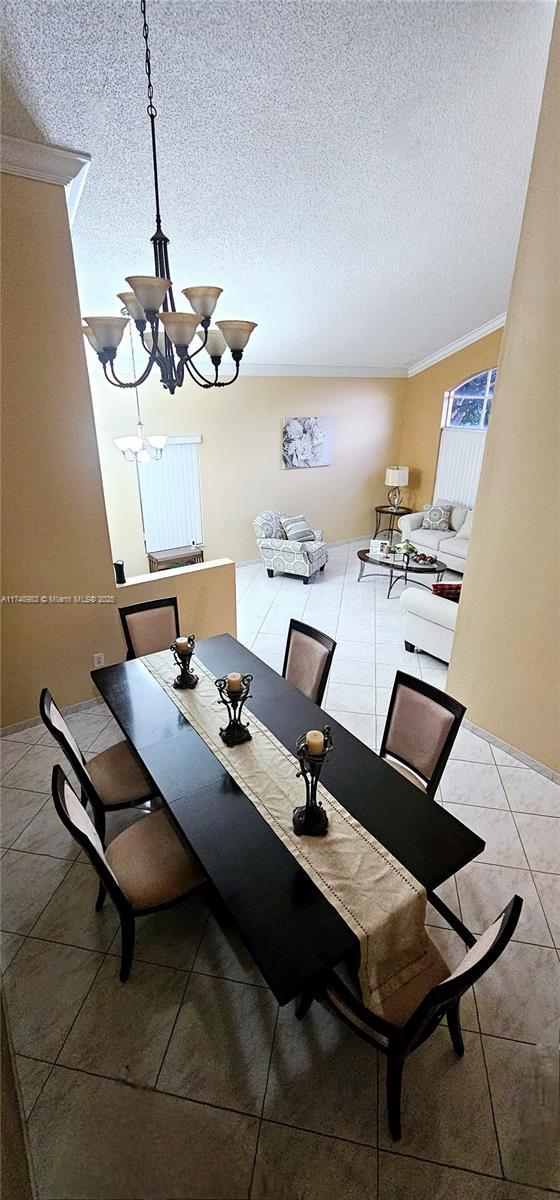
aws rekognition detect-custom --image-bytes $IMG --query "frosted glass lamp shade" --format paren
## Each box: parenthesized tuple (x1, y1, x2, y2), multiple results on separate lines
(215, 320, 257, 351)
(144, 329, 167, 356)
(117, 291, 146, 321)
(125, 276, 171, 313)
(82, 324, 103, 353)
(147, 434, 168, 450)
(385, 466, 409, 487)
(159, 311, 201, 347)
(196, 327, 227, 358)
(182, 286, 223, 317)
(82, 315, 129, 350)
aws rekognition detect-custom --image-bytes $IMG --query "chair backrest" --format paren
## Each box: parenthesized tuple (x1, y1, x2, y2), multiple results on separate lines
(326, 896, 522, 1055)
(402, 895, 523, 1052)
(51, 764, 128, 911)
(40, 687, 110, 819)
(380, 671, 465, 797)
(253, 509, 286, 543)
(119, 596, 180, 660)
(282, 619, 336, 706)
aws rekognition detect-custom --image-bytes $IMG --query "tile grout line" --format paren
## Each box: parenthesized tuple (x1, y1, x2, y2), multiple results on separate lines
(152, 907, 211, 1092)
(247, 1002, 281, 1199)
(494, 763, 560, 950)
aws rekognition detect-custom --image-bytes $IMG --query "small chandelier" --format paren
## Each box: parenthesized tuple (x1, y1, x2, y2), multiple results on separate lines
(112, 320, 167, 463)
(82, 0, 256, 395)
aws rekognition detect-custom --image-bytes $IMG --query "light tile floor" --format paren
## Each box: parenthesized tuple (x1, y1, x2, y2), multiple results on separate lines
(1, 540, 559, 1198)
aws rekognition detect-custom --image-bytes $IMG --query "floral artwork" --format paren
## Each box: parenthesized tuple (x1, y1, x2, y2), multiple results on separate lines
(281, 416, 334, 469)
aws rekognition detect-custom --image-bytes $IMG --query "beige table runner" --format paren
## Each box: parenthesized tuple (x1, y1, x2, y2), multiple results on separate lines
(142, 650, 442, 1013)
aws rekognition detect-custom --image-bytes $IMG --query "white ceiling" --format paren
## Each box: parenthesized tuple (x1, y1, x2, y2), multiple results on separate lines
(1, 0, 554, 373)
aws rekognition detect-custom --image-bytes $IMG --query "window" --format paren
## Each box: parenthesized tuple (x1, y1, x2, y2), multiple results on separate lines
(443, 369, 496, 430)
(137, 436, 203, 553)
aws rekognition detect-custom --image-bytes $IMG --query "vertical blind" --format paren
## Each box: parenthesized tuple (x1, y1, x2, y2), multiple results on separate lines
(433, 428, 487, 508)
(137, 437, 203, 552)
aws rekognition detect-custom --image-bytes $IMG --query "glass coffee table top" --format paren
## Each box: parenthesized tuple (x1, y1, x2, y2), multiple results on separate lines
(357, 549, 447, 573)
(357, 549, 447, 597)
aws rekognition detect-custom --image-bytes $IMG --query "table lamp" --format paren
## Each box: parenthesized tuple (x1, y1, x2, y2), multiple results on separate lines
(385, 466, 409, 509)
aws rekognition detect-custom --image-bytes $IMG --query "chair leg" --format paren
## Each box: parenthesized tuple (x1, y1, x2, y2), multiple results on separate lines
(320, 564, 325, 571)
(303, 577, 309, 584)
(295, 989, 314, 1019)
(386, 1055, 404, 1141)
(404, 640, 415, 652)
(447, 1001, 464, 1056)
(267, 569, 274, 577)
(95, 881, 106, 912)
(119, 914, 136, 983)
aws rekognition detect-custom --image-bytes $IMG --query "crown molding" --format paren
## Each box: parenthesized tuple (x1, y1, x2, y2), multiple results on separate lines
(0, 135, 91, 226)
(237, 363, 407, 378)
(406, 313, 507, 377)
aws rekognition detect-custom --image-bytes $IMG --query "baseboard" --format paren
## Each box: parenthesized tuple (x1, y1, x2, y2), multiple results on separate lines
(463, 718, 558, 783)
(1, 696, 102, 737)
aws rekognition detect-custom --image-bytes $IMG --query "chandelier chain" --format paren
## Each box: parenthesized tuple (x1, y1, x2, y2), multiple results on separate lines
(141, 0, 156, 118)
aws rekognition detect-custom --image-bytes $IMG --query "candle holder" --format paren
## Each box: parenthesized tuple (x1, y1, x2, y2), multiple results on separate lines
(214, 674, 253, 746)
(170, 636, 199, 690)
(292, 726, 334, 837)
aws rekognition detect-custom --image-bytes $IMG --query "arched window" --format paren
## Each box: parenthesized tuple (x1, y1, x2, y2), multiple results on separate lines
(443, 368, 496, 430)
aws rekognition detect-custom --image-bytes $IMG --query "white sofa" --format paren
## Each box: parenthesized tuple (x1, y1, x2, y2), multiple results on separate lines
(400, 588, 458, 664)
(398, 503, 472, 574)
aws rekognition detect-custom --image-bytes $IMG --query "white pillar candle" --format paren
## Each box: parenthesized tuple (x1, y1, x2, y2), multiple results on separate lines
(306, 729, 324, 756)
(176, 637, 190, 654)
(227, 672, 242, 693)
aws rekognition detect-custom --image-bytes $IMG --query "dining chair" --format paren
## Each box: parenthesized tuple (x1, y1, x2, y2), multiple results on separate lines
(40, 688, 157, 843)
(379, 670, 466, 798)
(51, 764, 206, 981)
(282, 619, 336, 706)
(297, 895, 522, 1141)
(119, 595, 180, 659)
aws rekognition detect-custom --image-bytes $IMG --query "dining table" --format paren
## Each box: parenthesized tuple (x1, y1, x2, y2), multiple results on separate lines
(92, 633, 484, 1006)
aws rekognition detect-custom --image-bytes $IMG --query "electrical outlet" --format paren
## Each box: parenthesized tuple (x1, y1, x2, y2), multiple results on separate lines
(92, 652, 105, 669)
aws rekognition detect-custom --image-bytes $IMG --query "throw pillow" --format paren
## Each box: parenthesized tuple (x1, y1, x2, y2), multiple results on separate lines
(458, 509, 474, 539)
(280, 514, 315, 542)
(432, 582, 462, 603)
(422, 503, 452, 531)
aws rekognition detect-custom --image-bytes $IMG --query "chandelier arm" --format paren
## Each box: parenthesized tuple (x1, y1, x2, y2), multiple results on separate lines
(182, 357, 218, 389)
(186, 325, 209, 360)
(217, 359, 241, 388)
(103, 347, 158, 389)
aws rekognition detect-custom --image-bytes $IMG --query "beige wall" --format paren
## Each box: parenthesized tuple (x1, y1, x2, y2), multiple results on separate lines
(0, 172, 236, 727)
(90, 371, 406, 576)
(400, 328, 503, 509)
(448, 12, 560, 771)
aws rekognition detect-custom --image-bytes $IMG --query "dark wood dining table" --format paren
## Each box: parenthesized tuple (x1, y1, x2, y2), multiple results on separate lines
(92, 634, 484, 1006)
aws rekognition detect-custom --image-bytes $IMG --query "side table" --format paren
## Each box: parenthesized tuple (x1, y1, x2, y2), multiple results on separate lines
(373, 505, 412, 542)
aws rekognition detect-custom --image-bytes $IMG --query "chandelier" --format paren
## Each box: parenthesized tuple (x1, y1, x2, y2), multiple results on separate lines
(82, 0, 256, 395)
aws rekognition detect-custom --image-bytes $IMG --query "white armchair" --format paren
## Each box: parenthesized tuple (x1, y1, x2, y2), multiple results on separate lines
(253, 509, 328, 584)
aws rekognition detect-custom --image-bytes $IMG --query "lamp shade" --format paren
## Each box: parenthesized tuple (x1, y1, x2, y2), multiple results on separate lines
(82, 316, 129, 351)
(215, 320, 257, 351)
(183, 286, 223, 318)
(125, 276, 171, 313)
(117, 291, 146, 321)
(385, 466, 409, 487)
(144, 329, 167, 357)
(159, 311, 201, 347)
(196, 327, 227, 359)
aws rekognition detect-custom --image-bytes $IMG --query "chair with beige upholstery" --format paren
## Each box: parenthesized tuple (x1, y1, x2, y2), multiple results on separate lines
(379, 671, 465, 799)
(40, 688, 156, 843)
(282, 619, 336, 706)
(296, 895, 522, 1140)
(52, 764, 206, 981)
(119, 596, 180, 659)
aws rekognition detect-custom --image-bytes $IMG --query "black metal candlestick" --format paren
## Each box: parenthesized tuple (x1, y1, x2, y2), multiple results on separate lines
(292, 726, 334, 837)
(215, 674, 253, 746)
(170, 635, 199, 689)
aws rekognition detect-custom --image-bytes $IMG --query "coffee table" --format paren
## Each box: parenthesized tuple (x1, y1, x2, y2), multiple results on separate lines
(357, 549, 446, 597)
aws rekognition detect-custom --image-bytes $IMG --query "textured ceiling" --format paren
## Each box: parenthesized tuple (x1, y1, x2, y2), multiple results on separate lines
(1, 0, 554, 372)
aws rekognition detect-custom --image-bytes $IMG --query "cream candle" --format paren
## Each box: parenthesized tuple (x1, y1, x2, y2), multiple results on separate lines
(175, 637, 190, 654)
(227, 672, 242, 693)
(306, 729, 324, 756)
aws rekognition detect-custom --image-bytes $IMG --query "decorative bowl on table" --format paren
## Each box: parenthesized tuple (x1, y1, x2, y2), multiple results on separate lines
(413, 553, 437, 565)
